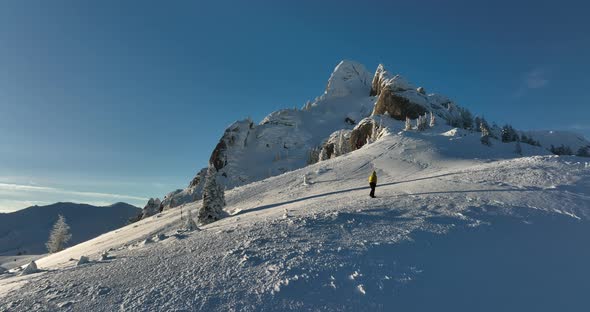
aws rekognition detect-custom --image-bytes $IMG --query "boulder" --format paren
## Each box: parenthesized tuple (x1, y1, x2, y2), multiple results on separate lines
(21, 261, 39, 275)
(77, 256, 90, 266)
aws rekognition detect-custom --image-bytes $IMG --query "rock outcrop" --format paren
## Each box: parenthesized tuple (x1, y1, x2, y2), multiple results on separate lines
(373, 88, 428, 120)
(141, 198, 161, 219)
(150, 60, 477, 212)
(349, 118, 386, 151)
(318, 130, 352, 161)
(370, 65, 428, 120)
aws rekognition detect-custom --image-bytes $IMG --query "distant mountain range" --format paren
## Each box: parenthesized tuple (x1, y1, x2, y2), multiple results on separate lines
(0, 202, 141, 255)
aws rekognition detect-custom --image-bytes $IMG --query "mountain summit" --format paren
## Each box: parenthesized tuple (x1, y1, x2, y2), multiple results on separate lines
(149, 60, 589, 214)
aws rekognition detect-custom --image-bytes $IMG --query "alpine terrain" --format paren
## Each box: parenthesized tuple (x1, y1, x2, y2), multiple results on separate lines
(1, 61, 589, 311)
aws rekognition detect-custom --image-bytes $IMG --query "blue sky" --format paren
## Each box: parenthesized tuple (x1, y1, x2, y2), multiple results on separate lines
(0, 0, 588, 212)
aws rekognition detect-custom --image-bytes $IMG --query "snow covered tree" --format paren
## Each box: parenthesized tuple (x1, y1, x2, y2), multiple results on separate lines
(520, 134, 541, 147)
(501, 125, 519, 143)
(480, 118, 492, 146)
(404, 117, 412, 131)
(416, 114, 428, 131)
(184, 209, 199, 231)
(46, 214, 72, 253)
(474, 116, 482, 132)
(459, 107, 474, 129)
(550, 144, 573, 155)
(198, 166, 227, 225)
(429, 112, 436, 128)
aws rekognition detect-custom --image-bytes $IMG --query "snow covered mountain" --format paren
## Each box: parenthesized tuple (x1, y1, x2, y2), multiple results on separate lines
(153, 60, 589, 214)
(0, 202, 140, 256)
(1, 60, 589, 311)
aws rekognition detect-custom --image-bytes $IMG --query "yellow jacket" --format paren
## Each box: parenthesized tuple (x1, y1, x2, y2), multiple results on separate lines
(368, 172, 377, 184)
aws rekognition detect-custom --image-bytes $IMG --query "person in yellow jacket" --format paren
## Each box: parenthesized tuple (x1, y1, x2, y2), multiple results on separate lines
(368, 170, 377, 198)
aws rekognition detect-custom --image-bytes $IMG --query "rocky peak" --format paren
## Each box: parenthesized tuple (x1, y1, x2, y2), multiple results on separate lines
(370, 64, 415, 97)
(325, 60, 372, 98)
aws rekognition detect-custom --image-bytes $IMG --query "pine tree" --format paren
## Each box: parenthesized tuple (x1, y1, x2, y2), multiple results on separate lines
(416, 114, 428, 131)
(184, 209, 199, 231)
(474, 116, 482, 132)
(46, 214, 72, 253)
(459, 107, 474, 129)
(480, 118, 492, 146)
(501, 125, 519, 143)
(404, 117, 412, 131)
(198, 166, 227, 225)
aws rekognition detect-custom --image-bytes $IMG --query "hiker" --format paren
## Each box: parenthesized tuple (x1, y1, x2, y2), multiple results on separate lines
(368, 170, 377, 198)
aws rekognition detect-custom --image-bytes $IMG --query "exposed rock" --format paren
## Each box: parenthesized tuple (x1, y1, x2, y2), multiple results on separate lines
(77, 256, 90, 266)
(100, 251, 111, 261)
(370, 64, 389, 96)
(210, 119, 254, 171)
(417, 87, 426, 95)
(141, 198, 161, 219)
(210, 139, 228, 171)
(318, 130, 352, 161)
(372, 88, 428, 120)
(188, 168, 207, 188)
(350, 118, 380, 150)
(370, 64, 415, 97)
(21, 261, 38, 275)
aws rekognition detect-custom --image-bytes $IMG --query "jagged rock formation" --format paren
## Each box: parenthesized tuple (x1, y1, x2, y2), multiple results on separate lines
(141, 198, 161, 219)
(318, 129, 352, 161)
(152, 60, 578, 213)
(370, 64, 429, 120)
(350, 118, 378, 150)
(373, 88, 428, 120)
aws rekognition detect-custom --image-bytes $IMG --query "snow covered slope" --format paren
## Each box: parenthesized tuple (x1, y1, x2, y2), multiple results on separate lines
(525, 130, 590, 151)
(0, 202, 140, 256)
(1, 122, 589, 311)
(157, 60, 589, 212)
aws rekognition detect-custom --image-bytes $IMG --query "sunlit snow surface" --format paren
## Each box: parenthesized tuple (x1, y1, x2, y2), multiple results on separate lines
(1, 124, 589, 311)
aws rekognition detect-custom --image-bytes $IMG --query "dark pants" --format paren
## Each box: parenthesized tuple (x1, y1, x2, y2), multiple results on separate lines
(369, 182, 376, 198)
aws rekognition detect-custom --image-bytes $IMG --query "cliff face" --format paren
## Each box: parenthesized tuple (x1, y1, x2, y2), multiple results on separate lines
(373, 88, 428, 120)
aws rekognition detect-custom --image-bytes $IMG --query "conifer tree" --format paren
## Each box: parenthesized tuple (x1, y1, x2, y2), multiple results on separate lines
(405, 117, 412, 131)
(198, 166, 227, 224)
(46, 215, 72, 253)
(184, 209, 199, 231)
(480, 118, 492, 146)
